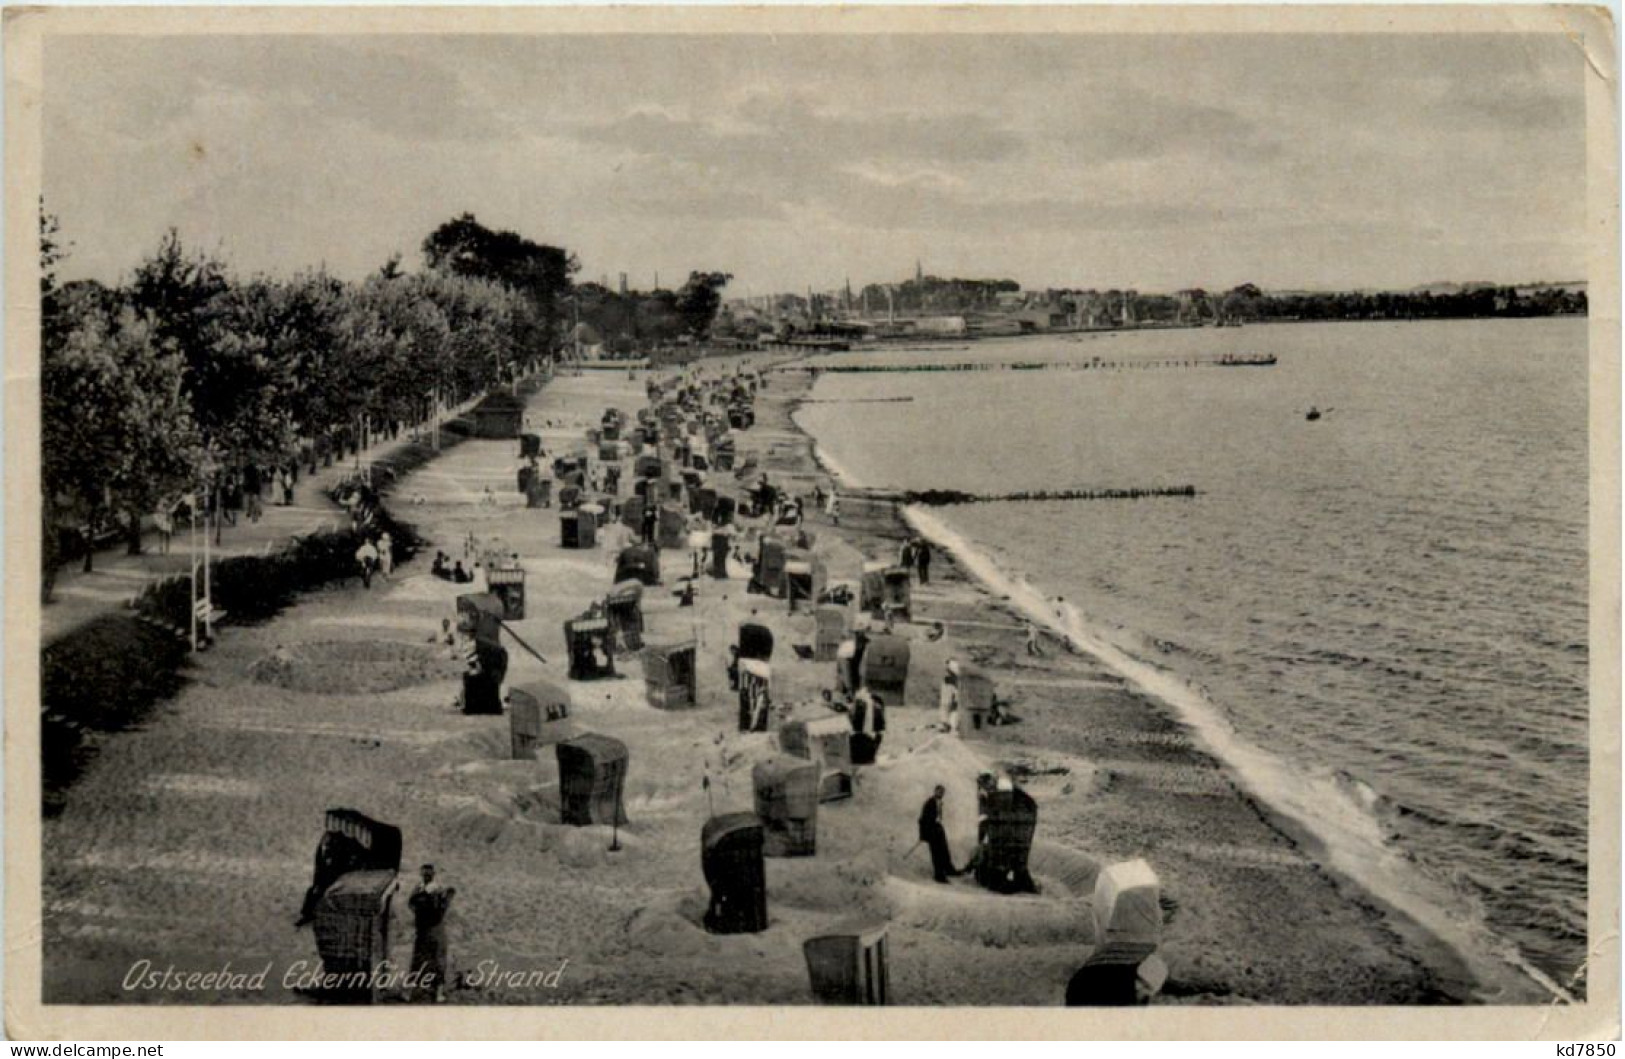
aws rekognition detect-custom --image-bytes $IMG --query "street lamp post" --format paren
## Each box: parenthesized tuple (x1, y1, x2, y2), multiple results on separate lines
(188, 495, 199, 651)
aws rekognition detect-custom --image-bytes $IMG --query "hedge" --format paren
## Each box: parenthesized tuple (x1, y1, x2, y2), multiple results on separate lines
(38, 378, 547, 810)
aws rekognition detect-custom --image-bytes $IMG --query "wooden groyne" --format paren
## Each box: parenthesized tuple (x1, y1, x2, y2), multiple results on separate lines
(797, 396, 916, 405)
(780, 353, 1276, 374)
(843, 485, 1199, 506)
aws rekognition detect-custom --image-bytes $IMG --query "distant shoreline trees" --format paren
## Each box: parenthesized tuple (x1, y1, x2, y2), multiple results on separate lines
(571, 270, 732, 356)
(749, 276, 1585, 328)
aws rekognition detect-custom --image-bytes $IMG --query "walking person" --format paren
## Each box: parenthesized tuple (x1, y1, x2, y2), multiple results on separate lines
(917, 785, 958, 884)
(915, 538, 932, 584)
(355, 537, 379, 589)
(280, 468, 294, 507)
(152, 500, 174, 555)
(1025, 620, 1044, 657)
(408, 864, 455, 1003)
(242, 463, 261, 521)
(641, 501, 658, 545)
(378, 532, 394, 580)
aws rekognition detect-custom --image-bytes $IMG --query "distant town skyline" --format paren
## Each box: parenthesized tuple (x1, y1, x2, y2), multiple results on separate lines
(45, 31, 1587, 295)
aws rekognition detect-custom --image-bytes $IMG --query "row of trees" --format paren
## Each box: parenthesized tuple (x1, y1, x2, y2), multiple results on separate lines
(968, 283, 1586, 328)
(40, 210, 577, 593)
(738, 278, 1587, 332)
(1217, 284, 1588, 322)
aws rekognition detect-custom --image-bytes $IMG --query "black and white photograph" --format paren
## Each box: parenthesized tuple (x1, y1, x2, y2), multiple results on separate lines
(6, 4, 1618, 1039)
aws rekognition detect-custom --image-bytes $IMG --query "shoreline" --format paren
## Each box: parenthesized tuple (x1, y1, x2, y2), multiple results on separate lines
(782, 369, 1514, 1005)
(42, 359, 1467, 1006)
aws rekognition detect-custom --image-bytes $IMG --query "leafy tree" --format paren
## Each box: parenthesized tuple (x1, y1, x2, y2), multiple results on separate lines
(675, 271, 732, 338)
(43, 305, 198, 577)
(422, 213, 577, 358)
(634, 289, 682, 345)
(40, 201, 70, 344)
(250, 272, 346, 443)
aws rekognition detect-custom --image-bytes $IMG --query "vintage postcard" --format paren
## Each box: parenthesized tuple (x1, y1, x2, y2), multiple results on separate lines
(4, 4, 1619, 1040)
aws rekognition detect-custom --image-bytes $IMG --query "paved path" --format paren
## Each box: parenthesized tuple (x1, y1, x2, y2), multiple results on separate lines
(42, 400, 482, 648)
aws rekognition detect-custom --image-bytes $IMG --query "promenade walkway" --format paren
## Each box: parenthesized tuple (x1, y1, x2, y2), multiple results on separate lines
(41, 400, 481, 648)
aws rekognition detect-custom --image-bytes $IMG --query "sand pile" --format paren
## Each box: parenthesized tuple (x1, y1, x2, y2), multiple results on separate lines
(247, 639, 457, 694)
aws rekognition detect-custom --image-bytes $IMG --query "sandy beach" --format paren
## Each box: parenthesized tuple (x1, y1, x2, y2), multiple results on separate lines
(41, 363, 1455, 1006)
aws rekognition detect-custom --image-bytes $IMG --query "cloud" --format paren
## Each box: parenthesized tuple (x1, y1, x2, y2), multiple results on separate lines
(1049, 90, 1283, 164)
(570, 93, 1021, 171)
(562, 92, 1254, 235)
(48, 36, 510, 145)
(41, 32, 1588, 292)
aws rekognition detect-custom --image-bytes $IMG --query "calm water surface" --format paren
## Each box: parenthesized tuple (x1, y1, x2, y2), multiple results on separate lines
(796, 319, 1589, 997)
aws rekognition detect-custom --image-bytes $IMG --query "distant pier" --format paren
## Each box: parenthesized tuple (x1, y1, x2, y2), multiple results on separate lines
(842, 485, 1200, 506)
(781, 352, 1277, 374)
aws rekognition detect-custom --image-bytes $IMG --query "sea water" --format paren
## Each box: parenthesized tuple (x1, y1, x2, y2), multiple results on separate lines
(794, 318, 1589, 1001)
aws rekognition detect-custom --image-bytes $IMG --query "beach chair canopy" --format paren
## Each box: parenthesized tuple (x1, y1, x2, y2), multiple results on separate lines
(1092, 859, 1163, 954)
(702, 813, 764, 873)
(976, 786, 1040, 894)
(607, 580, 643, 605)
(556, 734, 629, 827)
(614, 544, 660, 586)
(804, 918, 890, 1006)
(739, 622, 774, 661)
(322, 809, 403, 873)
(860, 634, 910, 686)
(510, 679, 572, 722)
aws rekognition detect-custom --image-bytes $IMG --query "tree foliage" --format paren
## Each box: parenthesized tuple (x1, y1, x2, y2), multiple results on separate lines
(422, 212, 576, 359)
(41, 214, 554, 589)
(676, 271, 732, 338)
(575, 272, 732, 352)
(43, 302, 199, 573)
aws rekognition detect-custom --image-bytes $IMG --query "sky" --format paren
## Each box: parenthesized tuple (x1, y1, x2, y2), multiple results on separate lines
(43, 31, 1589, 295)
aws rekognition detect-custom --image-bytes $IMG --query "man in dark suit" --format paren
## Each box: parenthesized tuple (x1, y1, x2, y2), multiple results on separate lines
(917, 785, 956, 884)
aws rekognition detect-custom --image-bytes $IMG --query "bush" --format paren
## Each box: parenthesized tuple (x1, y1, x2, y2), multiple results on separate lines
(44, 380, 548, 807)
(41, 614, 190, 814)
